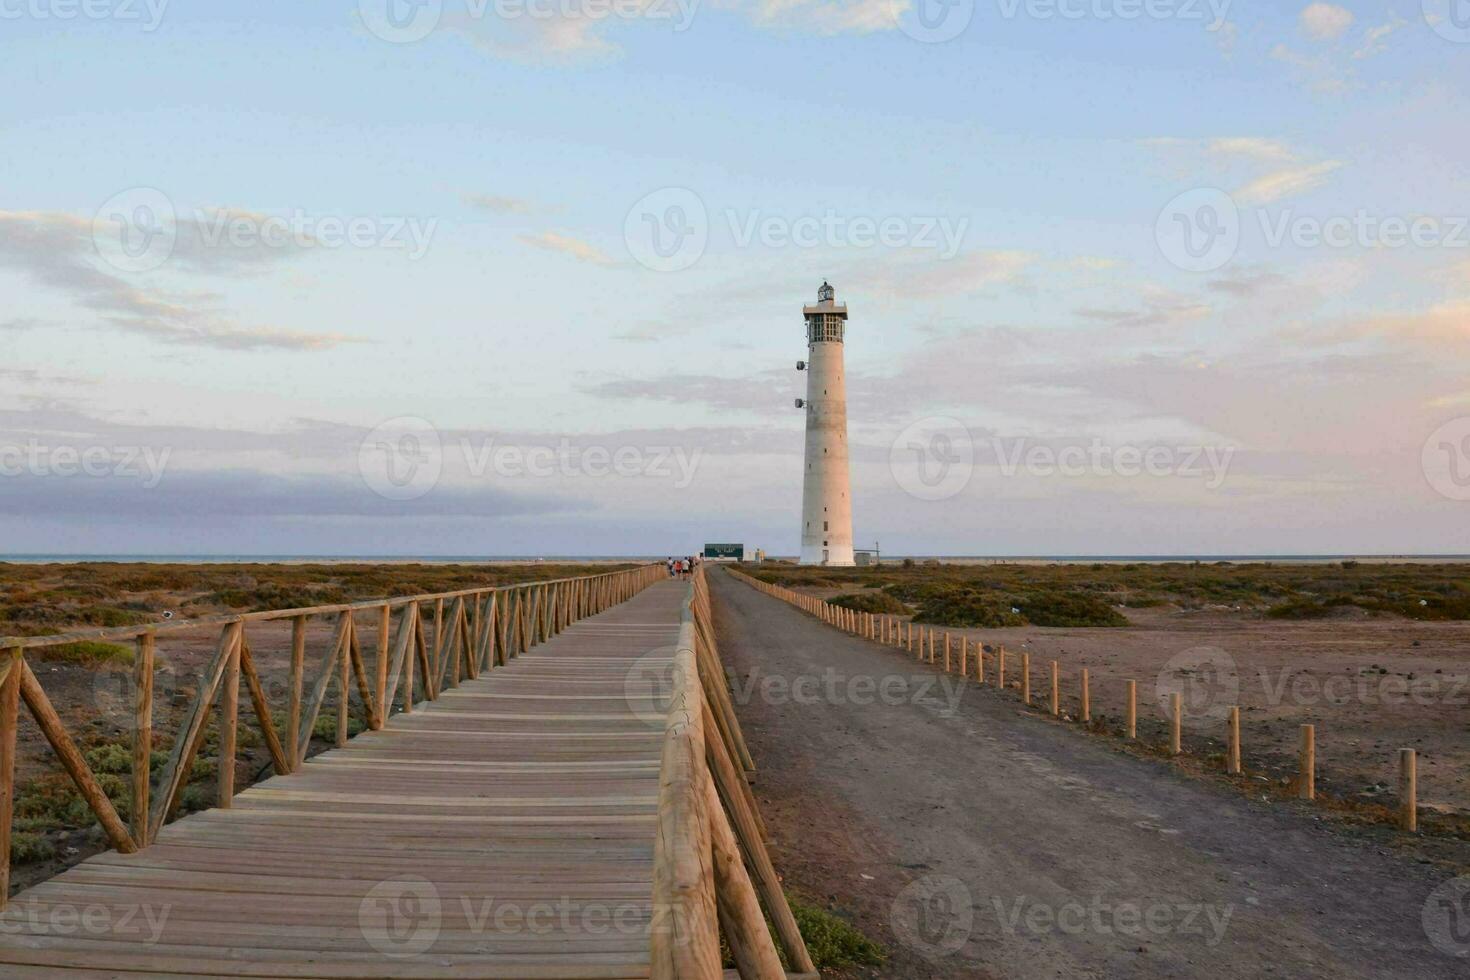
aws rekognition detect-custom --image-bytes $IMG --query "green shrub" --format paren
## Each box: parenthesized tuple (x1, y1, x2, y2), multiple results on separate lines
(788, 894, 885, 969)
(10, 832, 56, 864)
(830, 591, 909, 615)
(32, 641, 134, 666)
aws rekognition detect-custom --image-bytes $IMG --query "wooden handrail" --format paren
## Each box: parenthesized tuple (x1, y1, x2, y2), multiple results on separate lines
(0, 563, 664, 910)
(651, 568, 814, 979)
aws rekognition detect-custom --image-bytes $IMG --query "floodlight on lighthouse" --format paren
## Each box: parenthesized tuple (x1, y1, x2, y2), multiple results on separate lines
(796, 360, 806, 370)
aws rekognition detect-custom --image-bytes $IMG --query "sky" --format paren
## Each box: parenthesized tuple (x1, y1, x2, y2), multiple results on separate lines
(0, 0, 1467, 557)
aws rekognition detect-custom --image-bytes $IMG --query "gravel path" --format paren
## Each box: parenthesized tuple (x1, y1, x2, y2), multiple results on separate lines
(710, 568, 1469, 979)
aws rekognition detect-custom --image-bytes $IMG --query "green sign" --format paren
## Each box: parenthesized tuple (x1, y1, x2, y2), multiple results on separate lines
(703, 543, 744, 560)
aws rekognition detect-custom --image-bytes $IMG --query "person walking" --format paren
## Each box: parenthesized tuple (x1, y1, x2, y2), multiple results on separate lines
(666, 556, 675, 578)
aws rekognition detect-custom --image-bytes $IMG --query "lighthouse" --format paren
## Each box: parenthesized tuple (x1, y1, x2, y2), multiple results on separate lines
(797, 282, 855, 566)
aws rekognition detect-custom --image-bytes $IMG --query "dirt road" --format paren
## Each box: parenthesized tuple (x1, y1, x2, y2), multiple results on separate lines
(709, 569, 1469, 979)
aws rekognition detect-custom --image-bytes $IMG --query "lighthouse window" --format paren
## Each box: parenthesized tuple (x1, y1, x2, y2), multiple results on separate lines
(823, 521, 829, 531)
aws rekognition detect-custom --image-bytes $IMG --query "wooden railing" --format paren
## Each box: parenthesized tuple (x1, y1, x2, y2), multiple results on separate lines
(0, 563, 664, 908)
(650, 567, 816, 980)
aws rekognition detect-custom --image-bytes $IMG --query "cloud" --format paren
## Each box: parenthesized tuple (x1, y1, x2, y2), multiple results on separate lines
(583, 370, 793, 415)
(1074, 297, 1212, 330)
(0, 468, 586, 521)
(1206, 269, 1288, 296)
(0, 210, 356, 352)
(610, 320, 693, 343)
(1203, 138, 1299, 163)
(1353, 15, 1407, 59)
(463, 193, 540, 215)
(517, 231, 619, 267)
(1299, 3, 1353, 41)
(1234, 160, 1343, 205)
(0, 317, 48, 332)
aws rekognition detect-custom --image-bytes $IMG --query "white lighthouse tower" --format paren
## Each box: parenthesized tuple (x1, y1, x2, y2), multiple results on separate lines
(797, 282, 855, 566)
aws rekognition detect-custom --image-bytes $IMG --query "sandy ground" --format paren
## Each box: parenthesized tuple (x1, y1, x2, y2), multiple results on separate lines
(799, 584, 1470, 822)
(711, 568, 1470, 979)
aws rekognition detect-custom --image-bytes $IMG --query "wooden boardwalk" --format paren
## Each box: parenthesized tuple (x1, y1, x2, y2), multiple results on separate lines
(0, 579, 704, 978)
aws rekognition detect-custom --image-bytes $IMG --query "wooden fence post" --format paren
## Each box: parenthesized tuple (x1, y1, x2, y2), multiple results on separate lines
(997, 647, 1006, 691)
(1299, 725, 1315, 800)
(1227, 707, 1241, 774)
(1021, 653, 1030, 705)
(1400, 748, 1417, 832)
(218, 635, 241, 807)
(1125, 680, 1136, 739)
(1050, 661, 1059, 715)
(0, 648, 20, 909)
(1079, 669, 1090, 723)
(1170, 693, 1182, 755)
(132, 634, 154, 845)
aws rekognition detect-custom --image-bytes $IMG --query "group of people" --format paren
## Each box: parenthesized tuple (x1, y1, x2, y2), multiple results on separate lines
(666, 555, 700, 578)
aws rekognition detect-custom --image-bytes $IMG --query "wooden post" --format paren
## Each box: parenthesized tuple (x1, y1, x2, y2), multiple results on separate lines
(997, 647, 1006, 691)
(286, 615, 306, 771)
(131, 634, 154, 846)
(1049, 661, 1059, 715)
(217, 635, 241, 808)
(1299, 724, 1315, 801)
(943, 633, 951, 672)
(1125, 680, 1137, 739)
(1227, 706, 1241, 774)
(959, 637, 968, 677)
(976, 643, 985, 684)
(1080, 668, 1090, 723)
(1400, 748, 1417, 832)
(1021, 652, 1031, 705)
(0, 648, 20, 908)
(705, 779, 785, 980)
(1170, 693, 1182, 755)
(337, 634, 351, 748)
(375, 603, 390, 729)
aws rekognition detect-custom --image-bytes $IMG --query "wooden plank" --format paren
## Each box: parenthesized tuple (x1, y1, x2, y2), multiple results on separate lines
(286, 616, 306, 774)
(0, 647, 20, 908)
(218, 635, 241, 807)
(131, 634, 154, 847)
(238, 638, 291, 778)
